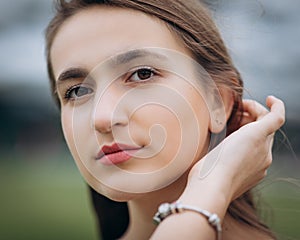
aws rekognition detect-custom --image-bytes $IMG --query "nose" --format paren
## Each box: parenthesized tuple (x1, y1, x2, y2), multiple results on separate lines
(92, 87, 128, 134)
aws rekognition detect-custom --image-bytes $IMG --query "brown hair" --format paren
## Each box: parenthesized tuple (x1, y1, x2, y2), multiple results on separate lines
(45, 0, 275, 239)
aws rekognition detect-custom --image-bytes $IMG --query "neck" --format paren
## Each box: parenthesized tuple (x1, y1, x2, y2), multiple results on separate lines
(122, 190, 270, 240)
(122, 171, 189, 240)
(121, 136, 211, 239)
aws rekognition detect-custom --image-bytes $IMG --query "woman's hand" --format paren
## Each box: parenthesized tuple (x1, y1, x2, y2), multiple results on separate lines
(184, 95, 285, 205)
(151, 96, 285, 240)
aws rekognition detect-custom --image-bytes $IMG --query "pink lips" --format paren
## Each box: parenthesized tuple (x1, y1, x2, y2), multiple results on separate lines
(96, 143, 140, 165)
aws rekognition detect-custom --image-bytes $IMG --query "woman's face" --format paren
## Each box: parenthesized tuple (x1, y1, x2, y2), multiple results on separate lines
(50, 6, 225, 199)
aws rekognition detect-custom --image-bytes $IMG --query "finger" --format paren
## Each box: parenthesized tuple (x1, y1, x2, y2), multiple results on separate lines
(242, 99, 269, 121)
(267, 133, 275, 151)
(257, 96, 285, 136)
(266, 96, 285, 118)
(239, 111, 254, 126)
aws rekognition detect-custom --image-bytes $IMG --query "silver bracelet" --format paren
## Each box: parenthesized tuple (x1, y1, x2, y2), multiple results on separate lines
(153, 201, 222, 240)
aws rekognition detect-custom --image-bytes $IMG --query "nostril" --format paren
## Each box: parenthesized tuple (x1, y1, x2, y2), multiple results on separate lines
(97, 124, 112, 134)
(93, 115, 113, 134)
(92, 91, 129, 134)
(92, 111, 128, 134)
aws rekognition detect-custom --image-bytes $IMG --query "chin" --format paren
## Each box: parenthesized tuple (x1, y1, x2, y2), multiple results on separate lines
(90, 183, 144, 202)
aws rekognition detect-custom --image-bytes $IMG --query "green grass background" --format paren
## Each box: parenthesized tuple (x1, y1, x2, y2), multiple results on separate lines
(0, 154, 299, 240)
(0, 156, 98, 240)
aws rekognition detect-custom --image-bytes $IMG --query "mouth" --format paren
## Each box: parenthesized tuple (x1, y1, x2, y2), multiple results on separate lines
(96, 143, 142, 165)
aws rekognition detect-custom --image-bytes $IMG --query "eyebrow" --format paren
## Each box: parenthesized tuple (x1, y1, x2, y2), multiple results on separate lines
(112, 49, 167, 65)
(57, 67, 89, 82)
(56, 49, 167, 82)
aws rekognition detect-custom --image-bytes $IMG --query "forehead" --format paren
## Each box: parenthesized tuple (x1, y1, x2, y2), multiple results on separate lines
(50, 6, 190, 80)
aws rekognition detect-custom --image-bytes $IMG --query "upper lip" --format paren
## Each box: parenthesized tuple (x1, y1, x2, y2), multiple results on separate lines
(96, 143, 141, 160)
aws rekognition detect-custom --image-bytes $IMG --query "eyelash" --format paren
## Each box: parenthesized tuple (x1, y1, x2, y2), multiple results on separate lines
(62, 66, 159, 101)
(125, 66, 159, 84)
(64, 83, 93, 100)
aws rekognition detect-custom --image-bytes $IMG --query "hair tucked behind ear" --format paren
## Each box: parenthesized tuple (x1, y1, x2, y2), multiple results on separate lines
(45, 0, 276, 239)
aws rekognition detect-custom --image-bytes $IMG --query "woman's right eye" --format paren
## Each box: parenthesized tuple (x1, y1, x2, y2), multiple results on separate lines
(64, 84, 94, 100)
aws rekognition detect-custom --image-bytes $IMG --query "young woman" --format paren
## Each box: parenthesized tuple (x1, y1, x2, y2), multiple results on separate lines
(45, 0, 285, 239)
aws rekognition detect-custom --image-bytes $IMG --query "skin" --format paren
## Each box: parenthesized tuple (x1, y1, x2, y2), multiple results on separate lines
(153, 96, 285, 240)
(50, 6, 285, 240)
(51, 6, 233, 197)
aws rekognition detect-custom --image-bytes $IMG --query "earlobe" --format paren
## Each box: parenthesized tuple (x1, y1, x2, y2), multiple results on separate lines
(209, 108, 227, 133)
(209, 88, 234, 134)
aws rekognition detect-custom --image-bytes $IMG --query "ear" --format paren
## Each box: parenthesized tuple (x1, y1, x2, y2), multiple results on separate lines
(209, 87, 234, 134)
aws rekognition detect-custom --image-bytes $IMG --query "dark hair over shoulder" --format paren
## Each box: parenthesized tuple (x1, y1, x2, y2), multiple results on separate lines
(89, 187, 129, 239)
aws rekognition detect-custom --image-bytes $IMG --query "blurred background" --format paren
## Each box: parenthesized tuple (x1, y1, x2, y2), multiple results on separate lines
(0, 0, 299, 239)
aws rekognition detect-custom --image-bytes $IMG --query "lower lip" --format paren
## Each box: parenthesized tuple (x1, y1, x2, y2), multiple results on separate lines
(98, 150, 138, 166)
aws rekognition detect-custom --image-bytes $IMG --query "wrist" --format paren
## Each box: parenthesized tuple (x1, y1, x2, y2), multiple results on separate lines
(178, 172, 232, 220)
(153, 201, 222, 240)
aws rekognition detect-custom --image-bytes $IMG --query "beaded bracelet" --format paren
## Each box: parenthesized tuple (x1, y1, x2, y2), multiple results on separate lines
(153, 201, 222, 240)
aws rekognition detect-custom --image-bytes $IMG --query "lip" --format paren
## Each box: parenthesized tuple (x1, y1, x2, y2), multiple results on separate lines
(96, 143, 141, 165)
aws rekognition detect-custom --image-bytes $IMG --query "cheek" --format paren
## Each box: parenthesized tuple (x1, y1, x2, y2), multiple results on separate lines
(61, 109, 74, 149)
(61, 108, 86, 160)
(128, 94, 210, 171)
(180, 86, 212, 163)
(130, 104, 182, 163)
(61, 107, 99, 188)
(61, 105, 93, 151)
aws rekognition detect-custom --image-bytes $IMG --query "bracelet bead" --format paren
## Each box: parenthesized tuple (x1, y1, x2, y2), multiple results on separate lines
(153, 201, 222, 240)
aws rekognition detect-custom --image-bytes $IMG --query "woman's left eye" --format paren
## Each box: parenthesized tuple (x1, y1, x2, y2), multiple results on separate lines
(127, 67, 157, 83)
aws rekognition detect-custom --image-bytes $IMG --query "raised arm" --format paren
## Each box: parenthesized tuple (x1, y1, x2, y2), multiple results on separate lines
(151, 96, 285, 240)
